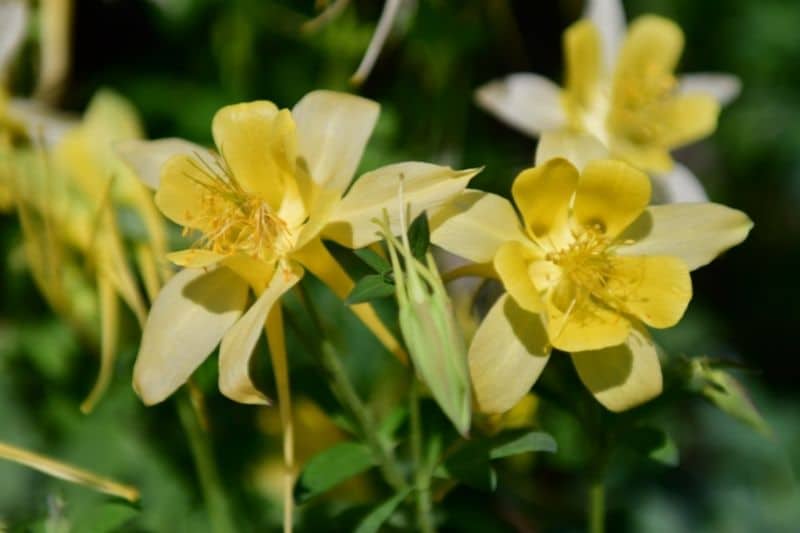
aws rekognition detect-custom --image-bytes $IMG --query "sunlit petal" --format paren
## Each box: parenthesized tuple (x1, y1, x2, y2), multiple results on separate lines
(475, 73, 566, 137)
(564, 20, 603, 112)
(679, 73, 741, 106)
(651, 162, 708, 204)
(584, 0, 626, 71)
(535, 130, 608, 170)
(116, 138, 212, 190)
(494, 242, 543, 314)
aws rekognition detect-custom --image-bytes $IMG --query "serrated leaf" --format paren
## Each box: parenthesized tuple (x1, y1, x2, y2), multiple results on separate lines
(295, 442, 376, 503)
(71, 502, 139, 533)
(354, 488, 411, 533)
(407, 213, 430, 260)
(355, 248, 391, 274)
(345, 275, 396, 304)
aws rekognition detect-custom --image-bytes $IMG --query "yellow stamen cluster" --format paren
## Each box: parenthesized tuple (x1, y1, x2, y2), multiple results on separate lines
(612, 65, 677, 143)
(545, 226, 611, 297)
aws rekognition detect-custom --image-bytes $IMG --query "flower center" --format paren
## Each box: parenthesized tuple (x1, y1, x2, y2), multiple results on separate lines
(611, 65, 677, 144)
(545, 227, 611, 295)
(183, 156, 293, 262)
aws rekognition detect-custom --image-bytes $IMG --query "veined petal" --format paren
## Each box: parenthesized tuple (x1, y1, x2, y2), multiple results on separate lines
(0, 0, 28, 76)
(512, 158, 578, 250)
(584, 0, 626, 72)
(116, 138, 212, 190)
(679, 73, 741, 107)
(606, 255, 691, 328)
(564, 19, 603, 111)
(212, 101, 293, 210)
(535, 130, 608, 171)
(573, 159, 650, 240)
(474, 74, 566, 137)
(616, 16, 683, 82)
(545, 280, 631, 352)
(133, 266, 249, 405)
(651, 162, 708, 204)
(293, 90, 379, 195)
(615, 203, 753, 271)
(469, 295, 550, 414)
(430, 190, 527, 264)
(323, 162, 479, 248)
(494, 241, 543, 313)
(219, 262, 302, 405)
(571, 326, 663, 412)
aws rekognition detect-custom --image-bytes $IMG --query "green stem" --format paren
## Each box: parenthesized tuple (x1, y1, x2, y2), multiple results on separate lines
(409, 380, 435, 533)
(291, 284, 407, 492)
(588, 479, 605, 533)
(177, 391, 237, 533)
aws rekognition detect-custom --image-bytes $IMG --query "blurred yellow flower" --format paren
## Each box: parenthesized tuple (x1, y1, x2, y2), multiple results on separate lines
(431, 157, 752, 413)
(476, 0, 740, 203)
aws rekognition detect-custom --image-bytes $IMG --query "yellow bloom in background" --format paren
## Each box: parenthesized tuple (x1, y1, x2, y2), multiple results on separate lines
(476, 0, 740, 203)
(431, 157, 752, 413)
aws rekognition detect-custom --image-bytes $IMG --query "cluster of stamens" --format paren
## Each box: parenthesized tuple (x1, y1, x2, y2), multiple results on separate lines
(544, 224, 612, 297)
(613, 64, 677, 144)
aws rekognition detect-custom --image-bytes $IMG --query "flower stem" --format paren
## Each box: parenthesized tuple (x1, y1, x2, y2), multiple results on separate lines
(409, 379, 435, 533)
(177, 390, 237, 533)
(588, 479, 605, 533)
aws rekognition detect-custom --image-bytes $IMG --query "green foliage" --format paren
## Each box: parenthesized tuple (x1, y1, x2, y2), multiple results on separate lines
(295, 442, 376, 503)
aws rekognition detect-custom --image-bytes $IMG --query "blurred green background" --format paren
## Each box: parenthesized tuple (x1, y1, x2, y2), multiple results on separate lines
(1, 0, 798, 531)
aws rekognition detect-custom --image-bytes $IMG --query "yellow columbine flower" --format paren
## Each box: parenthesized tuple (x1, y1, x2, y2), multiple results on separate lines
(431, 157, 752, 413)
(120, 90, 479, 406)
(475, 0, 740, 202)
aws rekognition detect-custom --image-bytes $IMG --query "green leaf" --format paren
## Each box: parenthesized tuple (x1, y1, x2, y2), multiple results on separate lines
(71, 502, 139, 533)
(345, 275, 396, 304)
(407, 213, 430, 260)
(354, 488, 411, 533)
(354, 248, 391, 274)
(489, 430, 558, 459)
(295, 442, 377, 503)
(625, 426, 679, 467)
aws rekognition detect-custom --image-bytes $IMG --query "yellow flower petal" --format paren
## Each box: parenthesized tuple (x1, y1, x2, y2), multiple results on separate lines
(649, 94, 719, 148)
(167, 249, 223, 268)
(212, 101, 295, 210)
(323, 162, 479, 249)
(155, 154, 215, 227)
(615, 203, 753, 271)
(430, 190, 527, 264)
(570, 325, 663, 412)
(116, 137, 212, 190)
(606, 255, 691, 328)
(615, 15, 683, 83)
(535, 130, 608, 170)
(80, 275, 119, 414)
(512, 158, 578, 250)
(573, 159, 650, 240)
(292, 90, 379, 194)
(564, 19, 603, 114)
(545, 279, 631, 352)
(469, 294, 550, 414)
(494, 241, 542, 313)
(474, 73, 567, 137)
(219, 262, 303, 405)
(133, 266, 248, 405)
(584, 0, 625, 70)
(222, 254, 276, 295)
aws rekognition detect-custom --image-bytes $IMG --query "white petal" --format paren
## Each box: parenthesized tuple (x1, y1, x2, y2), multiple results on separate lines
(615, 203, 753, 271)
(679, 73, 741, 107)
(535, 130, 609, 170)
(7, 98, 77, 147)
(469, 294, 551, 414)
(115, 138, 213, 190)
(133, 267, 249, 405)
(0, 1, 27, 75)
(571, 326, 663, 412)
(218, 263, 302, 405)
(475, 73, 566, 138)
(323, 162, 480, 248)
(293, 90, 379, 194)
(584, 0, 627, 71)
(651, 162, 708, 204)
(430, 190, 528, 264)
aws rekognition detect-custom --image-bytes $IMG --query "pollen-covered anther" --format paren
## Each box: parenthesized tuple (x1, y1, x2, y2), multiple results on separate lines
(545, 228, 612, 294)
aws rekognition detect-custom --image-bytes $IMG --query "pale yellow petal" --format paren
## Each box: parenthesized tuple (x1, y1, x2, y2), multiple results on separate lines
(512, 158, 578, 250)
(115, 138, 212, 190)
(430, 190, 527, 264)
(80, 275, 119, 414)
(616, 16, 683, 82)
(469, 294, 551, 414)
(650, 94, 719, 148)
(219, 262, 302, 405)
(323, 162, 480, 248)
(292, 90, 379, 194)
(573, 159, 650, 240)
(678, 73, 741, 106)
(0, 0, 28, 76)
(545, 279, 631, 352)
(535, 130, 608, 171)
(133, 266, 249, 405)
(584, 0, 626, 71)
(564, 19, 603, 111)
(606, 255, 691, 328)
(155, 154, 215, 227)
(615, 203, 753, 271)
(570, 326, 663, 412)
(494, 241, 542, 313)
(222, 254, 276, 295)
(167, 249, 223, 269)
(474, 74, 566, 137)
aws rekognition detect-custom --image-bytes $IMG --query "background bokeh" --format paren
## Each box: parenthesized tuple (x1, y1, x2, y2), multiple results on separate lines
(1, 0, 798, 531)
